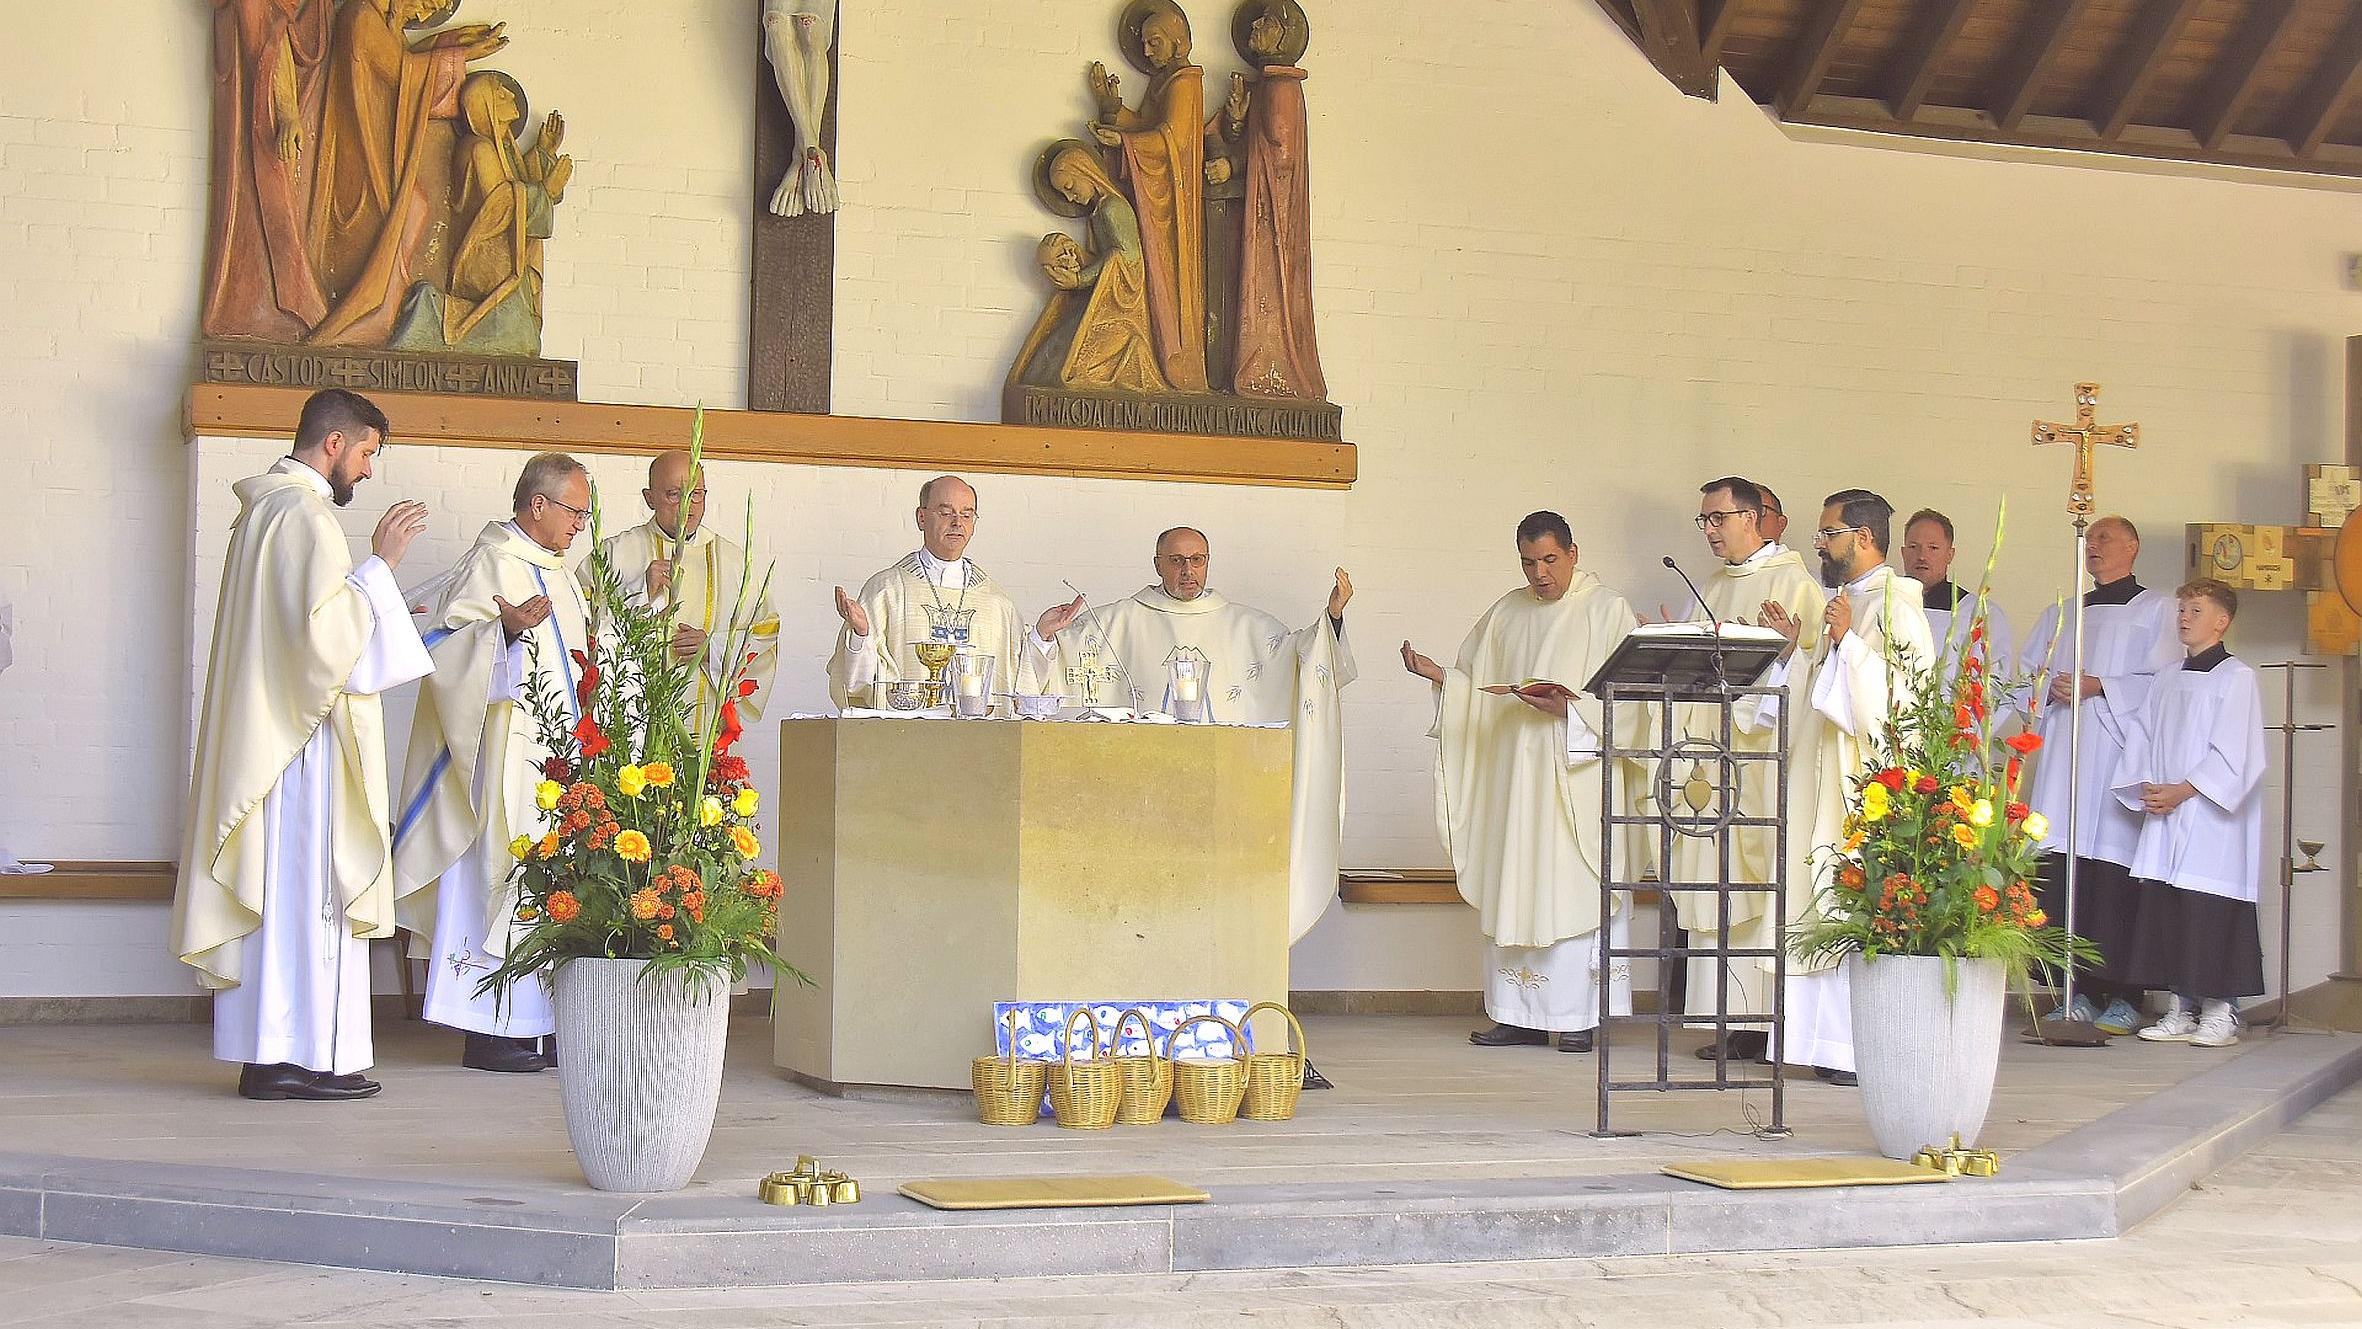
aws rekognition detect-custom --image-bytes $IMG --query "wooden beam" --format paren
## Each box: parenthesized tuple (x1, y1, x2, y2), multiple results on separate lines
(2283, 0, 2362, 157)
(1884, 0, 1980, 121)
(2193, 0, 2305, 152)
(1592, 0, 1643, 44)
(0, 861, 175, 901)
(187, 386, 1358, 490)
(1629, 0, 1718, 99)
(1701, 0, 1744, 65)
(1776, 0, 1867, 120)
(1790, 91, 2362, 179)
(2093, 0, 2202, 140)
(1336, 869, 1661, 906)
(1988, 0, 2092, 133)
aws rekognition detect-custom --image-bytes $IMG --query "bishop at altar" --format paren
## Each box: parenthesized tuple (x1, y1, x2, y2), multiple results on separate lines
(171, 390, 431, 1100)
(395, 453, 594, 1075)
(828, 475, 1064, 707)
(1033, 526, 1356, 940)
(1403, 512, 1637, 1053)
(587, 450, 780, 729)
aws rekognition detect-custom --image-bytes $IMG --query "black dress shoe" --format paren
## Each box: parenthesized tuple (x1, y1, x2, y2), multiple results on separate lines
(541, 1035, 559, 1068)
(1556, 1030, 1594, 1054)
(1468, 1022, 1549, 1047)
(317, 1071, 380, 1092)
(1815, 1067, 1858, 1086)
(462, 1033, 552, 1073)
(1300, 1059, 1332, 1090)
(237, 1063, 383, 1101)
(1692, 1031, 1768, 1062)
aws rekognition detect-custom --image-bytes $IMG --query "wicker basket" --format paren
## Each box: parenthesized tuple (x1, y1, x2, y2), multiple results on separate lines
(1109, 1007, 1173, 1126)
(972, 1009, 1048, 1127)
(1239, 1002, 1309, 1121)
(1170, 1013, 1247, 1125)
(1047, 1008, 1121, 1130)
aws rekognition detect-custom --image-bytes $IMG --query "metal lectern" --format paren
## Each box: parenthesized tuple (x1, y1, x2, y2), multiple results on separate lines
(1585, 627, 1790, 1137)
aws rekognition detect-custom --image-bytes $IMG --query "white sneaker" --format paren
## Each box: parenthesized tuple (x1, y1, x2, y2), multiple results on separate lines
(2190, 1003, 2241, 1048)
(2138, 1009, 2198, 1042)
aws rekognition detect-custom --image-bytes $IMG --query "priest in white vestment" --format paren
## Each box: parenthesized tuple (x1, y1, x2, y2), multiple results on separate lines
(1901, 508, 2015, 696)
(586, 450, 780, 729)
(1757, 490, 1933, 1084)
(394, 453, 594, 1074)
(1404, 511, 1637, 1054)
(2114, 579, 2268, 1048)
(2015, 515, 2182, 1036)
(828, 475, 1068, 708)
(1034, 527, 1356, 941)
(1668, 477, 1827, 1066)
(172, 389, 432, 1100)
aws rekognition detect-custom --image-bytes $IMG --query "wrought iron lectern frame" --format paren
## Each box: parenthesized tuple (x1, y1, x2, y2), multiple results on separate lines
(1593, 676, 1790, 1138)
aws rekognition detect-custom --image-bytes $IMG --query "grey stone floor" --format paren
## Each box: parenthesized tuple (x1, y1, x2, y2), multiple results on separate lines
(0, 1013, 2226, 1198)
(3, 1072, 2359, 1327)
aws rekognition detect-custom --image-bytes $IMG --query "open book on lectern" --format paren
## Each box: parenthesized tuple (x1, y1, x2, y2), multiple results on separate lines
(1579, 620, 1788, 696)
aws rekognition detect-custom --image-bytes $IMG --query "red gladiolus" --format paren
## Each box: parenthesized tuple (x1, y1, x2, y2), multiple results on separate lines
(714, 701, 743, 757)
(1954, 704, 1976, 731)
(2003, 731, 2043, 755)
(1913, 775, 1939, 795)
(2005, 756, 2023, 787)
(1963, 679, 1986, 717)
(738, 678, 759, 699)
(573, 713, 611, 760)
(571, 649, 601, 710)
(2006, 801, 2029, 823)
(1873, 768, 1907, 792)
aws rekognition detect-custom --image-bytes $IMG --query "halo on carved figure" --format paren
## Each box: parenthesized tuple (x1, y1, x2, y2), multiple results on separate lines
(1232, 0, 1310, 67)
(1116, 0, 1191, 75)
(1031, 138, 1102, 219)
(406, 0, 464, 31)
(482, 69, 530, 139)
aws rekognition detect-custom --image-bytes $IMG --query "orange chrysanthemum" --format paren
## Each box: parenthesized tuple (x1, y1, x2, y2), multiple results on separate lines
(1973, 885, 1999, 913)
(629, 888, 663, 921)
(730, 825, 760, 860)
(643, 762, 675, 788)
(547, 891, 582, 923)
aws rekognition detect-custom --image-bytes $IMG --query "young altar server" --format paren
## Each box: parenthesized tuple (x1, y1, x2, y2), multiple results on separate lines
(2114, 578, 2268, 1049)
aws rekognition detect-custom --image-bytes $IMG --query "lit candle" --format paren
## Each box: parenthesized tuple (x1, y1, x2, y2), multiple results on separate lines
(1174, 675, 1202, 703)
(957, 673, 986, 698)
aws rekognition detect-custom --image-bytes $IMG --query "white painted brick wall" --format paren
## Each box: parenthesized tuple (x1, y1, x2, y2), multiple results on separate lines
(5, 0, 2356, 998)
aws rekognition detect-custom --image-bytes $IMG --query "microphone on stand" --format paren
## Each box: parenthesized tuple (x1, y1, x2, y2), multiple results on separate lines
(1663, 556, 1730, 692)
(1662, 556, 1713, 627)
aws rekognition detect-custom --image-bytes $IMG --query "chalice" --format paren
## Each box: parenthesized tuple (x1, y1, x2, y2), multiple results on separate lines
(912, 641, 955, 707)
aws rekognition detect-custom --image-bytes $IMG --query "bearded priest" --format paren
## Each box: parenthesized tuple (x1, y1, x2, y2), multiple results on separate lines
(1034, 526, 1357, 941)
(1756, 489, 1933, 1085)
(173, 389, 432, 1102)
(828, 475, 1070, 708)
(586, 450, 779, 729)
(394, 453, 594, 1075)
(1402, 511, 1638, 1054)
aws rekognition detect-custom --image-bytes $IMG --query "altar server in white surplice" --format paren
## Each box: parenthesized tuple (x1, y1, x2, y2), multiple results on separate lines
(1034, 527, 1357, 941)
(1668, 476, 1827, 1066)
(1901, 508, 2014, 696)
(394, 453, 594, 1075)
(587, 450, 779, 730)
(1403, 511, 1638, 1054)
(2115, 579, 2268, 1050)
(2015, 515, 2182, 1037)
(1758, 490, 1933, 1085)
(172, 389, 432, 1101)
(827, 475, 1067, 709)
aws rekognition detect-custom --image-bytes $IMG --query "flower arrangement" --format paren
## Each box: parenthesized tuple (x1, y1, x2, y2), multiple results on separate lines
(1794, 507, 2097, 988)
(484, 415, 804, 999)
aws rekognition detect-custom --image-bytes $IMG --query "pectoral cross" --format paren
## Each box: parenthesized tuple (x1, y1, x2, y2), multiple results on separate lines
(2032, 382, 2140, 519)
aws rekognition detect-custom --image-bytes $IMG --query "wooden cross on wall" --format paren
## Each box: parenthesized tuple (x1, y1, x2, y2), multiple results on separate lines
(2033, 382, 2140, 520)
(2188, 465, 2362, 654)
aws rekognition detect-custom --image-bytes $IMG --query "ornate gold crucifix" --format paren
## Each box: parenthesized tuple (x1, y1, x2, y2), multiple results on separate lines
(2032, 382, 2140, 519)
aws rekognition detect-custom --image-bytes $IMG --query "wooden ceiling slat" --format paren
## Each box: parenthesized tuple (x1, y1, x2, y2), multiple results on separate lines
(2283, 1, 2362, 155)
(1988, 0, 2094, 131)
(1776, 0, 1871, 117)
(1798, 88, 2362, 176)
(2093, 0, 2204, 139)
(1625, 0, 1721, 98)
(1885, 0, 1984, 118)
(1702, 0, 1746, 62)
(2191, 0, 2305, 151)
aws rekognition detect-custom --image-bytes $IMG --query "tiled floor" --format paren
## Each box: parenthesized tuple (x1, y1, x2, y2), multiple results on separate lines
(0, 1014, 2229, 1200)
(4, 1066, 2359, 1326)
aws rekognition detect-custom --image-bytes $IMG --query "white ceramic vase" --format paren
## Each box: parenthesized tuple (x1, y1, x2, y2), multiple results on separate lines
(552, 956, 732, 1192)
(1845, 952, 2006, 1161)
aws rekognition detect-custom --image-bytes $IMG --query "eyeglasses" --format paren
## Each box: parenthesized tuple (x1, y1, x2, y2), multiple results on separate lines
(1812, 525, 1864, 546)
(1694, 508, 1757, 530)
(541, 494, 590, 526)
(656, 488, 706, 504)
(926, 506, 978, 522)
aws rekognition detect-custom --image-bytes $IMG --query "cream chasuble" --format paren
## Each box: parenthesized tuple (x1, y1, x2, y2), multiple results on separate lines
(393, 520, 589, 1039)
(827, 552, 1039, 708)
(174, 459, 431, 1074)
(1779, 565, 1932, 1071)
(1430, 571, 1639, 1031)
(1668, 545, 1827, 1025)
(589, 519, 781, 727)
(1042, 586, 1357, 941)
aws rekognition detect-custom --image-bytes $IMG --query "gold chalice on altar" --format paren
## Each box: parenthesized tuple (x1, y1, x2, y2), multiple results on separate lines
(913, 641, 955, 707)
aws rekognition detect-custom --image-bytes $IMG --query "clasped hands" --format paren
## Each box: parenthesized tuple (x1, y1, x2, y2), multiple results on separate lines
(2137, 780, 2198, 815)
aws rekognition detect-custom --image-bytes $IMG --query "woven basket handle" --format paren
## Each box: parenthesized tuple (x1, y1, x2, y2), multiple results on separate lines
(1241, 1001, 1307, 1065)
(1112, 1007, 1162, 1064)
(998, 1008, 1024, 1071)
(1168, 1012, 1243, 1062)
(1061, 1006, 1107, 1071)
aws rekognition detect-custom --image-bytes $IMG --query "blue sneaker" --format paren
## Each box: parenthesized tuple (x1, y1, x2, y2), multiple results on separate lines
(2047, 993, 2097, 1025)
(2093, 999, 2141, 1036)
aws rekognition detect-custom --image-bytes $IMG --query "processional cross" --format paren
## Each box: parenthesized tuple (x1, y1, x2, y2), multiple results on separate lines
(2032, 382, 2140, 522)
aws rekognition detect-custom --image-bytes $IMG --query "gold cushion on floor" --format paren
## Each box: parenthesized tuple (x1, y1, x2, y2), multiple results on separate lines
(897, 1175, 1212, 1210)
(1661, 1157, 1950, 1190)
